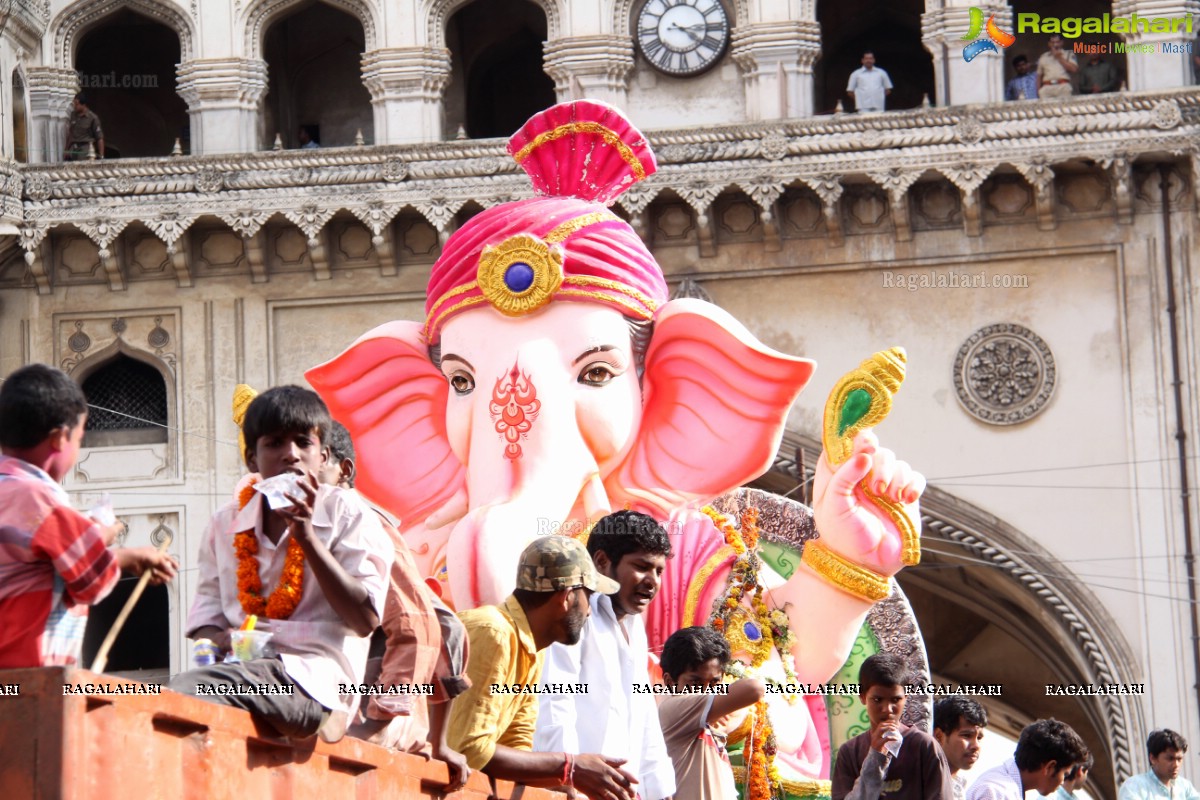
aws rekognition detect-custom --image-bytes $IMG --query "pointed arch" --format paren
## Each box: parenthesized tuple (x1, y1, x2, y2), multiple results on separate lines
(53, 0, 195, 67)
(425, 0, 562, 48)
(243, 0, 379, 59)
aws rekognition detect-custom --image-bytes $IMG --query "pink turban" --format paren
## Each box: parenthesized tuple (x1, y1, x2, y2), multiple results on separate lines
(423, 101, 669, 345)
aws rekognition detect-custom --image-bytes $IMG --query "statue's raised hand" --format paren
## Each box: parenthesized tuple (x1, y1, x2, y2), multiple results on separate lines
(812, 430, 925, 578)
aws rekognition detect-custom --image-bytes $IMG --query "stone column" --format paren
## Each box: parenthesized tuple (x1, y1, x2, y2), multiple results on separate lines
(1118, 2, 1197, 90)
(361, 48, 452, 144)
(176, 58, 269, 155)
(542, 36, 635, 108)
(730, 21, 822, 121)
(25, 67, 76, 163)
(922, 0, 1012, 106)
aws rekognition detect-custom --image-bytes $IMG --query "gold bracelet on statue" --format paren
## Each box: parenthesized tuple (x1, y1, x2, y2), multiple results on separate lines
(801, 539, 892, 602)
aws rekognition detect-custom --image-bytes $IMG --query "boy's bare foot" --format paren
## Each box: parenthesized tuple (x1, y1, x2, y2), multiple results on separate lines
(318, 709, 350, 743)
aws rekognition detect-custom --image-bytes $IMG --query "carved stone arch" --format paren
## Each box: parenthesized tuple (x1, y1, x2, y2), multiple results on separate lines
(53, 0, 196, 67)
(69, 339, 178, 451)
(243, 0, 379, 59)
(754, 431, 1145, 800)
(611, 0, 747, 37)
(425, 0, 562, 49)
(70, 336, 176, 384)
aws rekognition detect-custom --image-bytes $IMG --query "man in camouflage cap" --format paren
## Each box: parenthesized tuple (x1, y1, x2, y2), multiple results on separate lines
(447, 536, 639, 800)
(516, 534, 621, 596)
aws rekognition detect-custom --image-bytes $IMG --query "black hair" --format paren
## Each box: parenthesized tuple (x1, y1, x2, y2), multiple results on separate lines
(934, 696, 989, 734)
(1014, 719, 1089, 772)
(0, 364, 88, 449)
(1012, 55, 1028, 67)
(587, 510, 673, 567)
(74, 92, 88, 106)
(1148, 729, 1189, 757)
(858, 653, 910, 694)
(241, 385, 331, 464)
(325, 420, 356, 488)
(1064, 751, 1094, 781)
(299, 124, 319, 144)
(660, 626, 730, 681)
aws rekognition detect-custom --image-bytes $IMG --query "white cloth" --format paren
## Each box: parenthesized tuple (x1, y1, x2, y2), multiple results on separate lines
(967, 758, 1023, 800)
(533, 593, 676, 800)
(1120, 770, 1200, 800)
(185, 485, 392, 715)
(847, 66, 893, 111)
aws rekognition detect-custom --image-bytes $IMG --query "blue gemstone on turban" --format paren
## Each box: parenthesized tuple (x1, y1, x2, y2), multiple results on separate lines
(743, 621, 761, 641)
(504, 262, 535, 292)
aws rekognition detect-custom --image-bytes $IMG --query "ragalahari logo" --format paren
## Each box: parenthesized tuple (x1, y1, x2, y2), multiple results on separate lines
(961, 7, 1015, 61)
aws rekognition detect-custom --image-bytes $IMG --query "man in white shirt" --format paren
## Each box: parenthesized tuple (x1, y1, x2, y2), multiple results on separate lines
(1120, 729, 1200, 800)
(968, 719, 1088, 800)
(847, 51, 893, 112)
(534, 511, 677, 800)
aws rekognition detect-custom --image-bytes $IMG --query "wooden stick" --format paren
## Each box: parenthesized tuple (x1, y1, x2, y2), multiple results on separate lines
(90, 531, 174, 674)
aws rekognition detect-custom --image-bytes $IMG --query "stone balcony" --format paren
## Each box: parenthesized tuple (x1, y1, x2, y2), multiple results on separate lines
(2, 87, 1197, 295)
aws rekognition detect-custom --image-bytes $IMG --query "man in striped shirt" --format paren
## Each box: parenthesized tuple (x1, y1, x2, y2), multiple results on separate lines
(0, 364, 177, 668)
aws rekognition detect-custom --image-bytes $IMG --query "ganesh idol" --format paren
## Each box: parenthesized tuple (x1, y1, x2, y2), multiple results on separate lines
(307, 101, 925, 791)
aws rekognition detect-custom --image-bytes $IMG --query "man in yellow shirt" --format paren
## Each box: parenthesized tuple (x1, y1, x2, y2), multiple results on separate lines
(447, 536, 642, 800)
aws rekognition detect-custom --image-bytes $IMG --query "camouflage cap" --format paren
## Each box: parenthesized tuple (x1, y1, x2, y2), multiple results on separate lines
(516, 535, 620, 594)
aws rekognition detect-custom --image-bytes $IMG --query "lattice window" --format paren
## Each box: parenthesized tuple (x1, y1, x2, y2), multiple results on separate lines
(81, 355, 168, 446)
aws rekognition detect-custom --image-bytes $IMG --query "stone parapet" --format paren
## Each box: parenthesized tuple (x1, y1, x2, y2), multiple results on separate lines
(8, 87, 1199, 292)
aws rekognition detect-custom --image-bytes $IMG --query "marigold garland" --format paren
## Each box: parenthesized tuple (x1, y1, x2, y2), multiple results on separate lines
(234, 476, 306, 620)
(703, 505, 796, 800)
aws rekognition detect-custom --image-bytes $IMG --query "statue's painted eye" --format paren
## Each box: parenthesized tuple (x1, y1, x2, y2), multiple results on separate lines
(579, 363, 617, 386)
(449, 372, 475, 395)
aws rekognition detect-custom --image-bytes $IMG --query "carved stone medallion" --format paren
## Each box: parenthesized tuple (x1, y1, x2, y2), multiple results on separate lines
(381, 157, 409, 183)
(758, 131, 788, 161)
(1153, 99, 1182, 130)
(953, 323, 1056, 425)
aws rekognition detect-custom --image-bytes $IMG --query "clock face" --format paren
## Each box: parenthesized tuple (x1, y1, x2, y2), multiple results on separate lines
(636, 0, 730, 77)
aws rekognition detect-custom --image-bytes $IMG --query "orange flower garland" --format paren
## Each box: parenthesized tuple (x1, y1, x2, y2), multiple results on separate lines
(746, 699, 782, 800)
(704, 506, 788, 800)
(234, 476, 306, 619)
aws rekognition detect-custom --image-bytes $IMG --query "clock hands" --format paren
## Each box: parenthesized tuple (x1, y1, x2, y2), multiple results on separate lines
(669, 21, 705, 44)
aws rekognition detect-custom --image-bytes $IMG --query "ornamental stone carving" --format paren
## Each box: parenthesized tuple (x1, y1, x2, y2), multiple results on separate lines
(25, 174, 50, 201)
(381, 157, 409, 182)
(953, 323, 1056, 425)
(955, 115, 984, 144)
(1152, 99, 1182, 130)
(195, 168, 224, 193)
(758, 131, 789, 161)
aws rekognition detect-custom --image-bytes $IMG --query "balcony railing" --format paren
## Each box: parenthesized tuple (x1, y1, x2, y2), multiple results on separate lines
(4, 87, 1197, 293)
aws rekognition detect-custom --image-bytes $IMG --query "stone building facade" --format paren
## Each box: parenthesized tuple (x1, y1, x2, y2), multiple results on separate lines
(0, 1, 1196, 796)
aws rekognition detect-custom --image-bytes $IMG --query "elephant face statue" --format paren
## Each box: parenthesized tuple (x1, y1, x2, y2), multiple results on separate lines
(308, 100, 815, 607)
(308, 295, 813, 608)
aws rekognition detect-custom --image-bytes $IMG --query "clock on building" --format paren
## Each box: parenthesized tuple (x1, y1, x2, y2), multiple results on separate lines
(636, 0, 730, 77)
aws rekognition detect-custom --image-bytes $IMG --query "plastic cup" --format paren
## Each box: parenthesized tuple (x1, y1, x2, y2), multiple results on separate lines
(229, 630, 273, 663)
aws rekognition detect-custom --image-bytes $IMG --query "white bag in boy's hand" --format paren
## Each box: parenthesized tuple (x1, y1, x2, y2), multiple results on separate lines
(253, 472, 308, 510)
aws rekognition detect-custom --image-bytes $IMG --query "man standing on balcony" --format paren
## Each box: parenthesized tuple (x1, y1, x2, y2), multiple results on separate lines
(846, 51, 893, 112)
(1037, 36, 1078, 98)
(63, 93, 103, 161)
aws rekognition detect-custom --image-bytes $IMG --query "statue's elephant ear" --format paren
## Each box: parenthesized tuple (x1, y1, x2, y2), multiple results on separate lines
(606, 299, 815, 518)
(306, 321, 464, 524)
